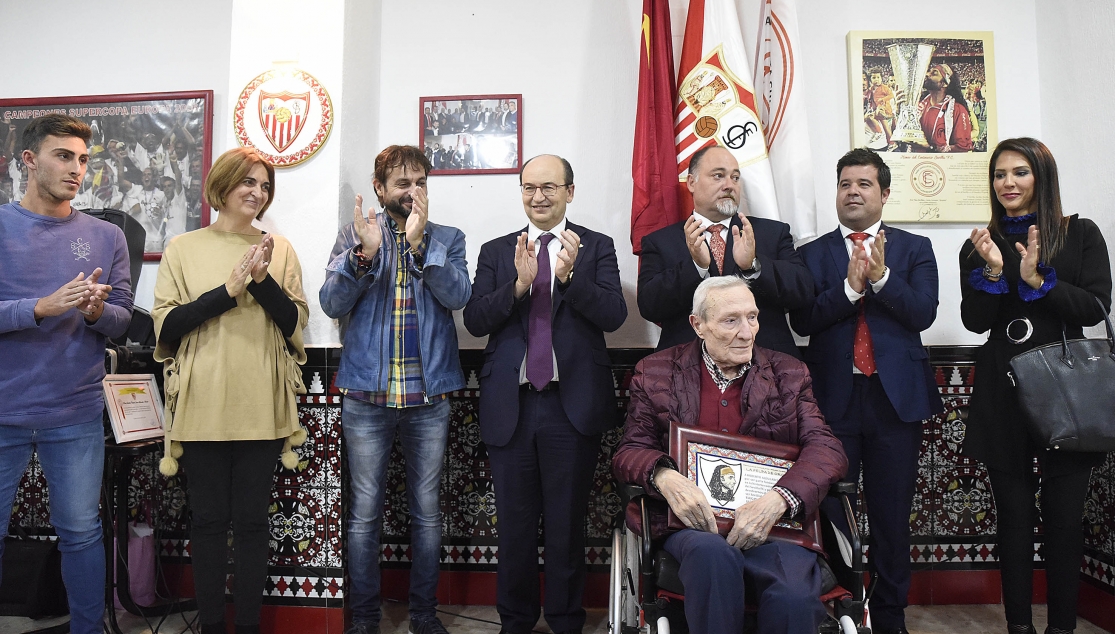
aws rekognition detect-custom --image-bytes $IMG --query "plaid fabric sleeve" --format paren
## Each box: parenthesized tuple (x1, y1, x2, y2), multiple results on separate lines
(772, 485, 802, 518)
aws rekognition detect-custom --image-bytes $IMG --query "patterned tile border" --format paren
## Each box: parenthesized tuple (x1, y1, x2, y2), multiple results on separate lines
(1083, 554, 1115, 590)
(377, 542, 613, 568)
(909, 541, 1006, 565)
(264, 573, 343, 600)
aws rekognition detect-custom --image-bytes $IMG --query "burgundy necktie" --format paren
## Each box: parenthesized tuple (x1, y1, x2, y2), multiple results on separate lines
(706, 226, 726, 274)
(848, 232, 876, 376)
(526, 234, 555, 390)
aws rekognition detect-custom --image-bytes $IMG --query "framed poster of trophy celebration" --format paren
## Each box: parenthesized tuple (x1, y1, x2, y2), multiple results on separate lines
(419, 94, 522, 175)
(0, 91, 214, 260)
(667, 423, 823, 553)
(848, 32, 997, 223)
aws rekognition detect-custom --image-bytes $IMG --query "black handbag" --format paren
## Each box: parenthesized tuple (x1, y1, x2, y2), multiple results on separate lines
(0, 525, 69, 618)
(1009, 297, 1115, 452)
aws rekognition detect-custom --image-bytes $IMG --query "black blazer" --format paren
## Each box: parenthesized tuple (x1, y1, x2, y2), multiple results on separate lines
(789, 225, 943, 423)
(637, 215, 813, 357)
(463, 221, 627, 447)
(959, 215, 1112, 474)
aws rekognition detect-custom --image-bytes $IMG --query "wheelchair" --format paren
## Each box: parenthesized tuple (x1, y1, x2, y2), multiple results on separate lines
(608, 482, 872, 634)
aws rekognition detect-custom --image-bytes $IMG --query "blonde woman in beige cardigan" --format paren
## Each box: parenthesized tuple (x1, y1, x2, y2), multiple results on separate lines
(153, 148, 308, 634)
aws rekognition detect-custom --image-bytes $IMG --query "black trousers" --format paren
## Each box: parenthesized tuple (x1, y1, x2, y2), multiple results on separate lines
(486, 386, 601, 634)
(988, 451, 1093, 631)
(180, 439, 283, 627)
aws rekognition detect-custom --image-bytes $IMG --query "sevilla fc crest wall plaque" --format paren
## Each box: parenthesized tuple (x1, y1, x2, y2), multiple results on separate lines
(234, 68, 333, 167)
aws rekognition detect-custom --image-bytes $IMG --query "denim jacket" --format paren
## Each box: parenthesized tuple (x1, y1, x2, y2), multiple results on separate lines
(320, 213, 470, 397)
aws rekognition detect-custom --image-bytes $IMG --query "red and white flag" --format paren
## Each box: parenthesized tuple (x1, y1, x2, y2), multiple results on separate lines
(755, 0, 817, 242)
(630, 0, 681, 255)
(674, 0, 779, 221)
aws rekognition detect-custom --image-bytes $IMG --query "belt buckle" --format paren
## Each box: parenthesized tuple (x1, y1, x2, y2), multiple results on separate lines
(1006, 317, 1033, 344)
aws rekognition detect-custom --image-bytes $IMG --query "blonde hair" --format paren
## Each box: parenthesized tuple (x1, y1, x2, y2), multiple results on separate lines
(204, 148, 276, 219)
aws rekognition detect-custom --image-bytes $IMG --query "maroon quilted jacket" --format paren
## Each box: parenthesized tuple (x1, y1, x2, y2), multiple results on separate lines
(611, 340, 847, 541)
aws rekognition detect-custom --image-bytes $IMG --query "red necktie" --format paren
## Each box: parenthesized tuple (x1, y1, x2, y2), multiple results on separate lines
(848, 232, 876, 376)
(706, 226, 726, 274)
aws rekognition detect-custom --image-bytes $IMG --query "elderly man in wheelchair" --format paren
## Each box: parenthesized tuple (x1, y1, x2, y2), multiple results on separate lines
(613, 277, 851, 634)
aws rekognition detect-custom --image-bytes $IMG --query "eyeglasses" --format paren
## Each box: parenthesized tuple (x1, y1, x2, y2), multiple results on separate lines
(521, 183, 570, 198)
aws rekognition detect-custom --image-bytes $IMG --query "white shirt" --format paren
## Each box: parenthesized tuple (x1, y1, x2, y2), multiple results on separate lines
(518, 217, 567, 384)
(162, 189, 188, 248)
(690, 211, 760, 280)
(129, 143, 166, 173)
(839, 220, 890, 304)
(164, 154, 192, 188)
(122, 184, 166, 218)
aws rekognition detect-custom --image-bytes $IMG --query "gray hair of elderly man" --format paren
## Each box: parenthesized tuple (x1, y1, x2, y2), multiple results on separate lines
(691, 276, 752, 320)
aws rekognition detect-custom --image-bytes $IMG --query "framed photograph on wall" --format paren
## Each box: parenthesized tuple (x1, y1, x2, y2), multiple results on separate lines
(0, 90, 214, 260)
(848, 32, 996, 223)
(419, 94, 522, 175)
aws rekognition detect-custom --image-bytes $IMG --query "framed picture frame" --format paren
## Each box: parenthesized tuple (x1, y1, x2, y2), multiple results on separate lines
(102, 374, 165, 444)
(668, 423, 823, 553)
(419, 94, 522, 175)
(0, 90, 214, 260)
(848, 31, 996, 223)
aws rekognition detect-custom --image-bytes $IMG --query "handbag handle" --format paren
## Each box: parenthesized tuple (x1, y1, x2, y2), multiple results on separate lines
(1101, 295, 1115, 358)
(1060, 296, 1115, 366)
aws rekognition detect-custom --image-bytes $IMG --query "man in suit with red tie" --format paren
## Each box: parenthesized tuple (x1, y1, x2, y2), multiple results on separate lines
(637, 145, 813, 357)
(789, 148, 942, 634)
(464, 154, 626, 634)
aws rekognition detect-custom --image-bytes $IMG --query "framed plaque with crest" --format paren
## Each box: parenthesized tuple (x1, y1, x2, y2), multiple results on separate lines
(667, 423, 823, 553)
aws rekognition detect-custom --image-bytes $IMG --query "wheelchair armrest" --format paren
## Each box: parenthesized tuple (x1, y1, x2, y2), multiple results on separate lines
(825, 481, 865, 578)
(620, 483, 647, 505)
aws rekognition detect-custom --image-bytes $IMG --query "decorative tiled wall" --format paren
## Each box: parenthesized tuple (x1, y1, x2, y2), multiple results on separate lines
(9, 346, 1114, 611)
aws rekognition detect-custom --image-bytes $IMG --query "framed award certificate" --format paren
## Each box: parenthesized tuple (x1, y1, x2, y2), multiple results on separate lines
(668, 423, 823, 553)
(102, 374, 165, 444)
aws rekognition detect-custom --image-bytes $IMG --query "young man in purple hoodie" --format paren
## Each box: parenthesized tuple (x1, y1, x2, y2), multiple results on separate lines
(0, 114, 132, 633)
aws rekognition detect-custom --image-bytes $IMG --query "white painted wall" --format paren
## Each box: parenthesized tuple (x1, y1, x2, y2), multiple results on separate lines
(10, 0, 1112, 348)
(1034, 0, 1115, 338)
(373, 0, 648, 347)
(225, 0, 348, 346)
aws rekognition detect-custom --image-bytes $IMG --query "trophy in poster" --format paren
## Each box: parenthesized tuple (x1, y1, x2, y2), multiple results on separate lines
(887, 42, 936, 146)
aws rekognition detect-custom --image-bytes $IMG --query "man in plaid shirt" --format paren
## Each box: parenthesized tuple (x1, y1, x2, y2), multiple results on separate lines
(321, 146, 470, 634)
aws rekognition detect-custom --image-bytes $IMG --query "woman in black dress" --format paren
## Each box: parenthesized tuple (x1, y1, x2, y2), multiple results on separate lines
(960, 137, 1111, 634)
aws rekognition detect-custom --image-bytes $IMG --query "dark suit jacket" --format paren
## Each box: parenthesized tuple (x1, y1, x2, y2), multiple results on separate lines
(464, 221, 627, 446)
(637, 215, 813, 357)
(789, 225, 943, 423)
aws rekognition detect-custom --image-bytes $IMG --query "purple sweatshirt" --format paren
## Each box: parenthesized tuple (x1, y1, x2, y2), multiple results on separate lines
(0, 203, 133, 429)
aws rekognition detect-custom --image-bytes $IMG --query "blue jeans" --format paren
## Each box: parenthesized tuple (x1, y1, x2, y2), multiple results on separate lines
(343, 397, 449, 625)
(0, 420, 105, 634)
